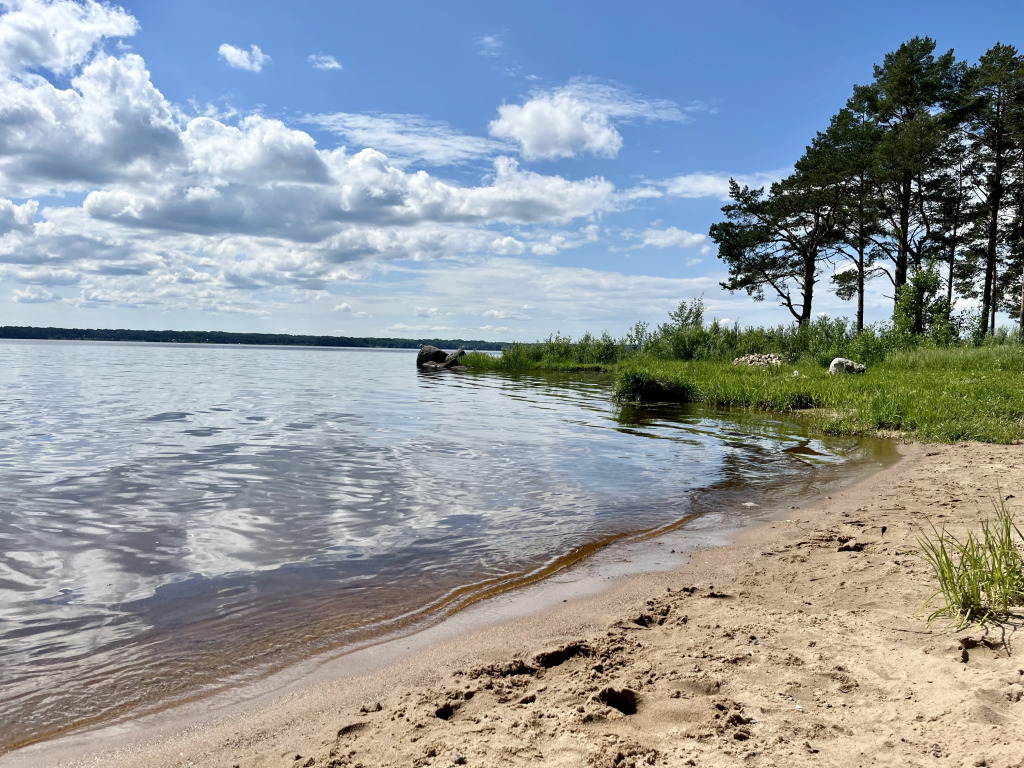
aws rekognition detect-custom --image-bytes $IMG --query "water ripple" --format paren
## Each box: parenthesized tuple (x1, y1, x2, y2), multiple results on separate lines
(0, 340, 876, 752)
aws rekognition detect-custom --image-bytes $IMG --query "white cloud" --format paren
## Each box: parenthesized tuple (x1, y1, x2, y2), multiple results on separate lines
(661, 170, 788, 200)
(482, 308, 526, 320)
(0, 0, 137, 74)
(218, 43, 270, 72)
(490, 235, 524, 255)
(385, 322, 457, 333)
(0, 198, 37, 233)
(488, 81, 690, 161)
(11, 266, 81, 285)
(475, 34, 502, 57)
(636, 226, 706, 249)
(331, 302, 369, 316)
(490, 91, 621, 161)
(0, 4, 695, 332)
(13, 285, 57, 302)
(307, 54, 342, 70)
(307, 112, 506, 167)
(0, 51, 181, 197)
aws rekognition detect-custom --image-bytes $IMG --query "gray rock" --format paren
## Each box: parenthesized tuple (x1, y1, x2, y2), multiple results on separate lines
(416, 345, 448, 367)
(828, 357, 866, 375)
(442, 347, 466, 368)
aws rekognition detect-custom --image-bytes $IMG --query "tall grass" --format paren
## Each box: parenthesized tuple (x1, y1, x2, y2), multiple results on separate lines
(464, 331, 624, 373)
(461, 297, 1024, 442)
(918, 499, 1024, 627)
(613, 346, 1024, 443)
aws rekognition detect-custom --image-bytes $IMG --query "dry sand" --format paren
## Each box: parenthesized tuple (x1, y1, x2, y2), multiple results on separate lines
(5, 441, 1024, 768)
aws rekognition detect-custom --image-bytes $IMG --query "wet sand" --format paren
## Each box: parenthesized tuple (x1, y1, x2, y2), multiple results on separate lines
(5, 441, 1024, 768)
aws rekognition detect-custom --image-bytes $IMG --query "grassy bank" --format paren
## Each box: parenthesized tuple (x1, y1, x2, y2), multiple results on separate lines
(460, 299, 1024, 443)
(612, 346, 1024, 443)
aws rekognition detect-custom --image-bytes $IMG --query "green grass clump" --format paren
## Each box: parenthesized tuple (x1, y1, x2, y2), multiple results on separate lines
(918, 500, 1024, 627)
(612, 345, 1024, 444)
(464, 332, 624, 373)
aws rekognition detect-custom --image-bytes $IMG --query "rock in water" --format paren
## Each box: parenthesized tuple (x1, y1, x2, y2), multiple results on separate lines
(442, 347, 466, 368)
(828, 357, 866, 375)
(416, 345, 448, 368)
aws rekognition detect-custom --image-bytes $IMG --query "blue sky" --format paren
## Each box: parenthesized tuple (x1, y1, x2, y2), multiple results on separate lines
(1, 0, 1021, 340)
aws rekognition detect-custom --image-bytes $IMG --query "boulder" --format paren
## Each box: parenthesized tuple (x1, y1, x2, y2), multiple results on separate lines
(417, 345, 467, 371)
(828, 357, 866, 375)
(416, 345, 448, 368)
(442, 347, 466, 368)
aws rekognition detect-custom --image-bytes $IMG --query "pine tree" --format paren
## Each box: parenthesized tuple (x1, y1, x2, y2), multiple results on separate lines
(819, 107, 885, 332)
(963, 43, 1024, 335)
(847, 37, 963, 313)
(710, 145, 845, 325)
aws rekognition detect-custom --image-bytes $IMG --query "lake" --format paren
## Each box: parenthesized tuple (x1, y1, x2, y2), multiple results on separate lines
(0, 340, 889, 751)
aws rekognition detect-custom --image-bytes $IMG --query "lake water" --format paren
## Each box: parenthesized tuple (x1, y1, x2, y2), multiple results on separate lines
(0, 340, 887, 751)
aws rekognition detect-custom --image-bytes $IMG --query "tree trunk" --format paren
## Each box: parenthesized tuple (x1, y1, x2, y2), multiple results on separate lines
(856, 205, 867, 333)
(1019, 266, 1024, 333)
(894, 174, 912, 310)
(856, 263, 865, 333)
(801, 253, 816, 326)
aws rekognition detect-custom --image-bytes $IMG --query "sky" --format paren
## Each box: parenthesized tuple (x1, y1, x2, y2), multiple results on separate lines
(1, 0, 1022, 341)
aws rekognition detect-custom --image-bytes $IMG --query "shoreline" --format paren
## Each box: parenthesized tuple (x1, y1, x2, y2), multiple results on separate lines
(6, 441, 1024, 767)
(1, 422, 887, 758)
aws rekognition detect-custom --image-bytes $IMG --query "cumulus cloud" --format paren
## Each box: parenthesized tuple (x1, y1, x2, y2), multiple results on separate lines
(218, 43, 270, 72)
(330, 302, 369, 316)
(0, 3, 709, 331)
(0, 0, 137, 74)
(307, 53, 341, 70)
(307, 112, 507, 167)
(489, 81, 691, 161)
(0, 51, 182, 197)
(0, 198, 37, 233)
(13, 285, 57, 302)
(635, 226, 706, 249)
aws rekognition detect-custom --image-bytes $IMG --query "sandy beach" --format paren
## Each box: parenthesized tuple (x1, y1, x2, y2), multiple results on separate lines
(5, 440, 1024, 768)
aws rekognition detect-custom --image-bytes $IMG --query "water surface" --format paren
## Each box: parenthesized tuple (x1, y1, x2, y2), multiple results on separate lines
(0, 340, 885, 750)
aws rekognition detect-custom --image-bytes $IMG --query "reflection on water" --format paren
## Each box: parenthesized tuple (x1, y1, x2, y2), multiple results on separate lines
(0, 341, 885, 751)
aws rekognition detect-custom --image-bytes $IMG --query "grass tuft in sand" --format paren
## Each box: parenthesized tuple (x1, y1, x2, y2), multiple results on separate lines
(919, 498, 1024, 627)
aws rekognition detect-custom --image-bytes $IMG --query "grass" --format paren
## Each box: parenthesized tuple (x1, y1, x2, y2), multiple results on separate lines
(918, 499, 1024, 627)
(460, 299, 1024, 444)
(463, 331, 622, 374)
(611, 345, 1024, 444)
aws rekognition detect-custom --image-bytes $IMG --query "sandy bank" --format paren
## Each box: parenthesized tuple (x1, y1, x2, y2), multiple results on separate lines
(5, 441, 1024, 768)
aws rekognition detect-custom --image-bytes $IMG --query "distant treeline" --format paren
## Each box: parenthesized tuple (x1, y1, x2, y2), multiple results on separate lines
(0, 326, 508, 351)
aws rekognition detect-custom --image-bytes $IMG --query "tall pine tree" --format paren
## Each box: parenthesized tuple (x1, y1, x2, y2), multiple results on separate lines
(847, 37, 962, 315)
(964, 43, 1024, 334)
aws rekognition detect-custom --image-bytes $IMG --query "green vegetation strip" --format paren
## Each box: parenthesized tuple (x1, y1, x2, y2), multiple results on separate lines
(612, 346, 1024, 444)
(466, 341, 1024, 444)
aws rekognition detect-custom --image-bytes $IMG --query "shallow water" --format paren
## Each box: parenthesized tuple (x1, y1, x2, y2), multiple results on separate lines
(0, 340, 884, 750)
